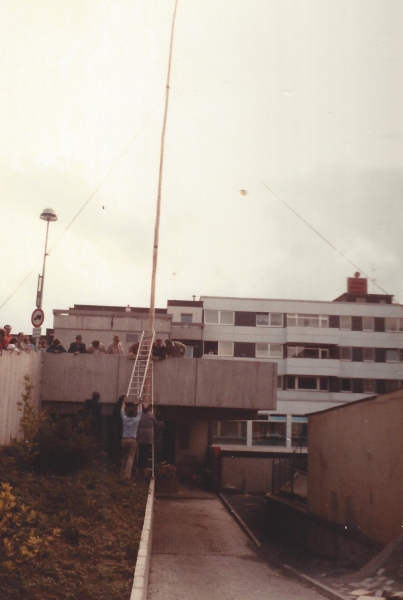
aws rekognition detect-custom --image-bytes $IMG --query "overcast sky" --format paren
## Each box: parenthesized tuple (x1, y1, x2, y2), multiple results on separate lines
(1, 0, 403, 335)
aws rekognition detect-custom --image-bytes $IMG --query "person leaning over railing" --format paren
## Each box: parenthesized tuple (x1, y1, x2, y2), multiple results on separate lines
(46, 339, 66, 354)
(165, 339, 186, 358)
(0, 329, 8, 351)
(86, 340, 106, 354)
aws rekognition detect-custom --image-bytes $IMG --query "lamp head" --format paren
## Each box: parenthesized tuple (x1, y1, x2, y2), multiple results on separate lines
(40, 208, 58, 222)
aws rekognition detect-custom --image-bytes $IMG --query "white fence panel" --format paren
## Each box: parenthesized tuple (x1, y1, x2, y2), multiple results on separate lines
(0, 351, 43, 444)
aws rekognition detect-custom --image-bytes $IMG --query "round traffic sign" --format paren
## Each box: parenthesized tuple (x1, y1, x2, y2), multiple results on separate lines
(31, 308, 45, 327)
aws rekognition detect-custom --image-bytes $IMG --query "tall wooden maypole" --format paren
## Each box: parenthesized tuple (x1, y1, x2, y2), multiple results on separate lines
(144, 0, 179, 404)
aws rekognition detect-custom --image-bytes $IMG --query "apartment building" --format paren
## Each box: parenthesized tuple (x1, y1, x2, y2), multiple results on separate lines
(168, 276, 403, 453)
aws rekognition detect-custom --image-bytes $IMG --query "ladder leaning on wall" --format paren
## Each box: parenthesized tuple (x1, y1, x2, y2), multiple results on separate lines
(126, 331, 155, 404)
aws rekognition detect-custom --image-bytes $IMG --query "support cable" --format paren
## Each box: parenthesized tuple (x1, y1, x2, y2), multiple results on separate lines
(0, 99, 162, 312)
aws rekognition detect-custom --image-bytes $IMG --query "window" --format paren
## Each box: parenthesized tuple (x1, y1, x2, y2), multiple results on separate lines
(386, 349, 400, 362)
(298, 377, 318, 390)
(252, 418, 286, 447)
(277, 375, 283, 390)
(385, 318, 403, 332)
(256, 313, 269, 326)
(185, 346, 194, 358)
(204, 341, 218, 355)
(340, 346, 352, 361)
(256, 343, 283, 358)
(287, 314, 329, 328)
(270, 313, 283, 327)
(204, 310, 234, 325)
(363, 379, 375, 393)
(286, 376, 328, 391)
(340, 316, 352, 330)
(340, 378, 352, 392)
(287, 346, 329, 359)
(256, 312, 284, 327)
(205, 310, 219, 324)
(292, 416, 308, 448)
(180, 313, 193, 323)
(218, 341, 234, 356)
(362, 316, 375, 331)
(126, 333, 139, 343)
(212, 421, 246, 445)
(363, 347, 375, 362)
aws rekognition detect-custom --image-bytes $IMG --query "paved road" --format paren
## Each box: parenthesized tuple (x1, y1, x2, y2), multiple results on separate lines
(148, 492, 325, 600)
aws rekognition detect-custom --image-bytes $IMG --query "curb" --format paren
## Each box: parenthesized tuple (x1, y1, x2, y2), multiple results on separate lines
(130, 478, 155, 600)
(218, 493, 262, 548)
(218, 493, 349, 600)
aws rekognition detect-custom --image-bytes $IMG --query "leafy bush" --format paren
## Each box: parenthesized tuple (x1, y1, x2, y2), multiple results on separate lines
(33, 417, 97, 475)
(0, 482, 60, 572)
(11, 374, 97, 475)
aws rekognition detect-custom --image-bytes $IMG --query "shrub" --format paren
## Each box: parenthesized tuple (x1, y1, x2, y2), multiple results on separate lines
(11, 374, 97, 475)
(33, 418, 97, 475)
(0, 482, 60, 572)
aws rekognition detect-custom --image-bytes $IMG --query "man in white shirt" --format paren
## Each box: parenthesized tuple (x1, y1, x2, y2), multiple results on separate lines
(106, 335, 124, 355)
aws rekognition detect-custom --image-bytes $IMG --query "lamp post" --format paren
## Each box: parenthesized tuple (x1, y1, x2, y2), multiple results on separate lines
(35, 208, 57, 346)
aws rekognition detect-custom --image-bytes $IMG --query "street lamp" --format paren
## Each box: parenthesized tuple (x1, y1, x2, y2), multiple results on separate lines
(35, 208, 57, 341)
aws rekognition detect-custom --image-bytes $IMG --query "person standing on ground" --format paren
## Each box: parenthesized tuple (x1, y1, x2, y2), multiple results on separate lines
(120, 398, 141, 479)
(136, 404, 158, 478)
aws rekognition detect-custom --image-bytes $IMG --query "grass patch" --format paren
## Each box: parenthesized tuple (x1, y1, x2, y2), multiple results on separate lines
(0, 452, 149, 600)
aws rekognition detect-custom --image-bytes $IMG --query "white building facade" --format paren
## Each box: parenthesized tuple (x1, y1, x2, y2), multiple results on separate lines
(168, 278, 403, 452)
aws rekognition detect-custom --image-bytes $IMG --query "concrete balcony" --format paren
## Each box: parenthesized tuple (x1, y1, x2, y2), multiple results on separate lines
(40, 355, 277, 420)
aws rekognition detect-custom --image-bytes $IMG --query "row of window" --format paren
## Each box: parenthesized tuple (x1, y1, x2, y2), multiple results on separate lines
(203, 310, 403, 332)
(211, 417, 307, 448)
(277, 375, 401, 394)
(203, 341, 403, 362)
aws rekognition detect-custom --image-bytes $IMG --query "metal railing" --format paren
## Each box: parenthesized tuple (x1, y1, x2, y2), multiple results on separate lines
(272, 454, 308, 504)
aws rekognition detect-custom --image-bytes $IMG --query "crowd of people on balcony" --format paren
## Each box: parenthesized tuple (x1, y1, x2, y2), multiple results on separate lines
(0, 325, 186, 360)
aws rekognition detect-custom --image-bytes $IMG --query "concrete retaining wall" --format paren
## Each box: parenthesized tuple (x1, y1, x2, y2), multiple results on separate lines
(0, 351, 42, 444)
(265, 493, 383, 567)
(221, 456, 274, 493)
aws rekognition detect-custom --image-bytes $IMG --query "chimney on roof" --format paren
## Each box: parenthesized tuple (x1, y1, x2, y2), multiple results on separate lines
(347, 273, 367, 294)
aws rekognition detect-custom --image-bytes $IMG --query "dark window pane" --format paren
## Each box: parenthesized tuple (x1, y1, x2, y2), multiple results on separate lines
(204, 341, 218, 355)
(319, 377, 329, 391)
(329, 315, 340, 328)
(298, 377, 317, 390)
(234, 342, 255, 358)
(292, 421, 307, 448)
(341, 378, 352, 392)
(235, 311, 257, 327)
(353, 379, 364, 393)
(374, 317, 385, 332)
(252, 421, 286, 447)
